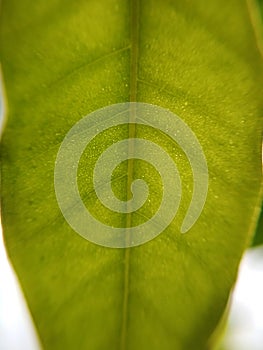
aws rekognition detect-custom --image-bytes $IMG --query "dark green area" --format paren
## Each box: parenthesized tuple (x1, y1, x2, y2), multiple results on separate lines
(253, 204, 263, 246)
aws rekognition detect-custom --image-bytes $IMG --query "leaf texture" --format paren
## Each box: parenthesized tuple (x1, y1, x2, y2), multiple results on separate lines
(0, 0, 263, 349)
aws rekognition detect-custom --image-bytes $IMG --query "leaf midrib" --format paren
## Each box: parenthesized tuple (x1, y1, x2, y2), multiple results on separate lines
(120, 0, 140, 349)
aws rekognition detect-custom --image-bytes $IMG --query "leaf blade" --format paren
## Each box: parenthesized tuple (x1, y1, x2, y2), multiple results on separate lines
(1, 0, 263, 349)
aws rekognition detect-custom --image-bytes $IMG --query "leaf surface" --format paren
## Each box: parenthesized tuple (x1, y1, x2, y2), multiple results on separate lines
(0, 0, 263, 349)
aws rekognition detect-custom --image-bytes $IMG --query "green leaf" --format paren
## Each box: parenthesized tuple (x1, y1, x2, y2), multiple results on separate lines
(0, 0, 263, 349)
(250, 0, 263, 249)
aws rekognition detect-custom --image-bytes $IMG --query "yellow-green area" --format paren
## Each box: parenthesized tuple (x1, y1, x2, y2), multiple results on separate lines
(0, 0, 263, 349)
